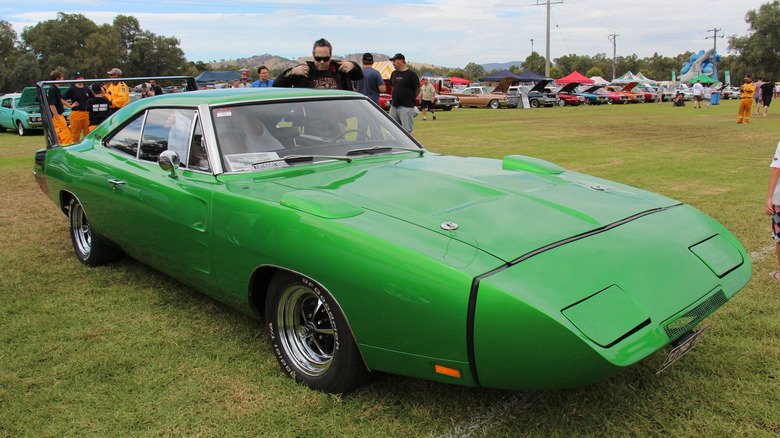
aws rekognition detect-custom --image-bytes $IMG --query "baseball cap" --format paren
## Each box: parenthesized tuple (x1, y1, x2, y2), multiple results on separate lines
(73, 71, 84, 79)
(389, 53, 405, 61)
(107, 68, 122, 76)
(362, 53, 374, 63)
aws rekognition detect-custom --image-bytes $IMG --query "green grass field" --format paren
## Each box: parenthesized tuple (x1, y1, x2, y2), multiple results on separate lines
(1, 99, 779, 437)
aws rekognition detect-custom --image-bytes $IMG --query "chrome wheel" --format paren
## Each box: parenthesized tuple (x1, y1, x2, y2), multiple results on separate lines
(70, 200, 93, 258)
(67, 197, 119, 266)
(277, 284, 335, 376)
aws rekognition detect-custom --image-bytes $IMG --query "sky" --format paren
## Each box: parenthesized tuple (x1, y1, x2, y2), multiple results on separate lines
(1, 0, 770, 68)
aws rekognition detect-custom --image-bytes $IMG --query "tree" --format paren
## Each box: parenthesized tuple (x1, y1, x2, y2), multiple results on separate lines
(586, 67, 604, 78)
(729, 0, 780, 78)
(0, 19, 21, 92)
(463, 62, 485, 81)
(7, 52, 40, 92)
(21, 13, 99, 75)
(549, 66, 563, 79)
(523, 52, 546, 74)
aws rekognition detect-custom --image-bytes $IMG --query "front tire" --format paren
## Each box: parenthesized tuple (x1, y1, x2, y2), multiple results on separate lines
(68, 197, 119, 266)
(266, 272, 370, 393)
(530, 99, 540, 108)
(17, 121, 26, 136)
(558, 99, 566, 107)
(488, 99, 500, 109)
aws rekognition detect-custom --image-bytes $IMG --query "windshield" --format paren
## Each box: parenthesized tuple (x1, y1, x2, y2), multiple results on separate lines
(213, 98, 421, 172)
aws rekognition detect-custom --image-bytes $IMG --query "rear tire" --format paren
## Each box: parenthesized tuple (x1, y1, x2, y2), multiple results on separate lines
(68, 197, 120, 266)
(266, 272, 370, 393)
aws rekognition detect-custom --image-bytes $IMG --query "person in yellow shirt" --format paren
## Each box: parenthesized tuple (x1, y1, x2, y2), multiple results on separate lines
(105, 67, 129, 114)
(737, 75, 756, 124)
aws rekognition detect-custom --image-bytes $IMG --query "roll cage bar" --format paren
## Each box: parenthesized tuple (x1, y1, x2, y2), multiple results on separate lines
(36, 75, 198, 149)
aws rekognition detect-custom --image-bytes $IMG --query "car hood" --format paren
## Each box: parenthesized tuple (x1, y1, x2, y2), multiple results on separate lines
(242, 154, 679, 263)
(530, 79, 552, 93)
(558, 82, 580, 93)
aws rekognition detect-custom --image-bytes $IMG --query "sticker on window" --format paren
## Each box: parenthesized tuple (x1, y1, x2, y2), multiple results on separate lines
(215, 108, 233, 118)
(225, 152, 286, 172)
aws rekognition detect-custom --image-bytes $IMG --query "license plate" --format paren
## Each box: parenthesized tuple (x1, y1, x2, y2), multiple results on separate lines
(656, 325, 709, 374)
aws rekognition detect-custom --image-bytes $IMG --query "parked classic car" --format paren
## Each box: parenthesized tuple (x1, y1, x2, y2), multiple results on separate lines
(34, 78, 751, 394)
(605, 84, 646, 103)
(573, 85, 610, 105)
(554, 83, 587, 106)
(507, 81, 559, 108)
(0, 87, 69, 135)
(447, 86, 513, 109)
(585, 86, 630, 104)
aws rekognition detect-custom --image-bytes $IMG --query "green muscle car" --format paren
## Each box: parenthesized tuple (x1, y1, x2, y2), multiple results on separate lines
(33, 77, 751, 393)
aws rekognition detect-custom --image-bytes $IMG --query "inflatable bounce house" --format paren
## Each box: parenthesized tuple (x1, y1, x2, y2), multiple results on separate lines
(679, 48, 722, 84)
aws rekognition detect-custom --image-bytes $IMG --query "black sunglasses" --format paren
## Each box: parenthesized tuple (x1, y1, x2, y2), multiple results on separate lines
(314, 56, 331, 62)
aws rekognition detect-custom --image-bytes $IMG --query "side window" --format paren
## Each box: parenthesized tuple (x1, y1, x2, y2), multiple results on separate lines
(139, 109, 197, 162)
(105, 114, 144, 157)
(188, 118, 211, 172)
(1, 98, 10, 109)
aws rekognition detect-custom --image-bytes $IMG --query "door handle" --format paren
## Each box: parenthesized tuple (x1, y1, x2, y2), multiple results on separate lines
(108, 179, 126, 185)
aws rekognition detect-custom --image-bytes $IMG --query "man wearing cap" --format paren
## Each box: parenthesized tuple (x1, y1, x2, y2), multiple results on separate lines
(354, 53, 386, 106)
(389, 53, 420, 135)
(105, 68, 129, 114)
(61, 71, 94, 141)
(737, 75, 756, 124)
(274, 38, 362, 90)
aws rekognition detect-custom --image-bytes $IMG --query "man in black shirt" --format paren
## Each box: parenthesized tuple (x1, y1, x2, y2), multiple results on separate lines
(274, 38, 363, 90)
(389, 53, 420, 135)
(62, 71, 94, 142)
(47, 70, 73, 145)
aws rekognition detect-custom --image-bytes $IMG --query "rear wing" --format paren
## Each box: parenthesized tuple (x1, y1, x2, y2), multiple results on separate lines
(36, 75, 198, 149)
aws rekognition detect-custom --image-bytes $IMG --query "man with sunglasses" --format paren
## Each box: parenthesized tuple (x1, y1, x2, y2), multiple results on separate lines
(274, 38, 362, 90)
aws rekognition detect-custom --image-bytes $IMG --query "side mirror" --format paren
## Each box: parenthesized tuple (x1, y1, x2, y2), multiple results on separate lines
(159, 150, 181, 178)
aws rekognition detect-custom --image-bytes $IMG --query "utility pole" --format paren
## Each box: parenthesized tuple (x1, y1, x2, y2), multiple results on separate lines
(535, 0, 563, 78)
(608, 33, 619, 81)
(530, 39, 534, 72)
(706, 28, 723, 81)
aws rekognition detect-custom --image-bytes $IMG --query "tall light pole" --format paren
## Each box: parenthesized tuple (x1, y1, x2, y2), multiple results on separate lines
(535, 0, 563, 77)
(608, 33, 619, 81)
(530, 39, 534, 72)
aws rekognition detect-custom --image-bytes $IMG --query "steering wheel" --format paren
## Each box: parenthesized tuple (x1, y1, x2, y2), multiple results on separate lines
(331, 129, 369, 142)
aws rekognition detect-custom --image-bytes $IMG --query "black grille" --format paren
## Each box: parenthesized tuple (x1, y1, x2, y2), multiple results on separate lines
(663, 290, 727, 341)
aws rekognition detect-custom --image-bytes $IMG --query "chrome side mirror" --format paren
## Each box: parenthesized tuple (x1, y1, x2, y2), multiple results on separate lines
(159, 150, 181, 178)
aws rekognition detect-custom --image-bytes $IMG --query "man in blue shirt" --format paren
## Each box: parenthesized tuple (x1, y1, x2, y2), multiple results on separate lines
(354, 53, 386, 105)
(251, 66, 274, 87)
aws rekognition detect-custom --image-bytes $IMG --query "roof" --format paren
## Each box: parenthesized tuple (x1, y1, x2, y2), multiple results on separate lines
(556, 71, 593, 84)
(194, 70, 243, 82)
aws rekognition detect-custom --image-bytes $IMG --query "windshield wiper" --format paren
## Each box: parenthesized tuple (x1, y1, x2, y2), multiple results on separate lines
(346, 146, 424, 157)
(251, 154, 352, 167)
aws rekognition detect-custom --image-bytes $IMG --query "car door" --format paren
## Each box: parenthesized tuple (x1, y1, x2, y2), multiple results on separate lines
(0, 96, 14, 129)
(97, 108, 218, 291)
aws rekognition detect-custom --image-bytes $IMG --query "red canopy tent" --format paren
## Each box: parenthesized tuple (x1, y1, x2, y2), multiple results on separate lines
(555, 71, 594, 84)
(448, 76, 471, 84)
